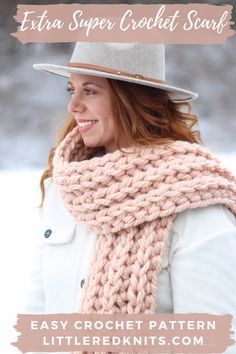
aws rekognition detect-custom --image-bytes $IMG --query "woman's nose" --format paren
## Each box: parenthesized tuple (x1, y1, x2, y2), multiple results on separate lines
(67, 94, 86, 114)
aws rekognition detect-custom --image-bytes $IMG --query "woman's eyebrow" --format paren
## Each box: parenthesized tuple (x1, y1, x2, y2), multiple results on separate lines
(67, 80, 103, 88)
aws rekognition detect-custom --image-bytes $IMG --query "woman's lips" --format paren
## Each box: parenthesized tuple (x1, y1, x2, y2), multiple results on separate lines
(78, 120, 98, 133)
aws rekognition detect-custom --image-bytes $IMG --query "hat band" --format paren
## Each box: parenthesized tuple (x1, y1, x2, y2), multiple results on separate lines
(69, 62, 165, 84)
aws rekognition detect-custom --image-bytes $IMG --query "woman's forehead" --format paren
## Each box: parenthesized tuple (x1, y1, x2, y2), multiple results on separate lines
(69, 73, 108, 86)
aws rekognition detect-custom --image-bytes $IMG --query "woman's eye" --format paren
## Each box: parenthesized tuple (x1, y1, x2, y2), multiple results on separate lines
(84, 88, 96, 95)
(66, 86, 74, 95)
(66, 87, 97, 96)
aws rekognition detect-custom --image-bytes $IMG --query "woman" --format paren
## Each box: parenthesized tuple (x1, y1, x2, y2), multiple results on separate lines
(27, 42, 236, 353)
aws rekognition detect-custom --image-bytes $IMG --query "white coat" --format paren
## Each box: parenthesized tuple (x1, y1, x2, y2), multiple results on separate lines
(25, 180, 236, 354)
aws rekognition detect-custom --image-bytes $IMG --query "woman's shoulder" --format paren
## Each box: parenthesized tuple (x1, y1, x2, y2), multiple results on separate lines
(174, 204, 235, 235)
(43, 178, 63, 206)
(40, 179, 76, 244)
(41, 178, 74, 218)
(169, 204, 236, 259)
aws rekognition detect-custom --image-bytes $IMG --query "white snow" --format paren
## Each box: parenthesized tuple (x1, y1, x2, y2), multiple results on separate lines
(0, 170, 42, 354)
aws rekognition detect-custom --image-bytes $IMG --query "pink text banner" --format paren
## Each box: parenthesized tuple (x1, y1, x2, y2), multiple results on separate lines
(11, 3, 235, 44)
(12, 313, 235, 353)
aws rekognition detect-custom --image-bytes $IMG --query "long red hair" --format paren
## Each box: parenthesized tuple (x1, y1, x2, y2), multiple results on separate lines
(40, 79, 201, 204)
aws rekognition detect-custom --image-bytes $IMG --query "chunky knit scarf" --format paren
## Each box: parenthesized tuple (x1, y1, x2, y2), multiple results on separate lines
(53, 125, 236, 316)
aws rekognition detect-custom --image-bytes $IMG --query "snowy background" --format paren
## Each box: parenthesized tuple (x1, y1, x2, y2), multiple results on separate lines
(0, 0, 236, 353)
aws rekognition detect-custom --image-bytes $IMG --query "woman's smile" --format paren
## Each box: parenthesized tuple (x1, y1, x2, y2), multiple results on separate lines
(77, 119, 98, 133)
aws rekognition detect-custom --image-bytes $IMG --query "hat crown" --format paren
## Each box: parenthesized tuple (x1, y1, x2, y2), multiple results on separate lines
(70, 42, 165, 81)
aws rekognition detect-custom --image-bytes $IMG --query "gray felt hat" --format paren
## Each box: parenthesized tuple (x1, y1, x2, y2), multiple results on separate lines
(34, 42, 198, 102)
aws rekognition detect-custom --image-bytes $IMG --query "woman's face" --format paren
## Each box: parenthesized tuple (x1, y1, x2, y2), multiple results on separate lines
(67, 73, 116, 153)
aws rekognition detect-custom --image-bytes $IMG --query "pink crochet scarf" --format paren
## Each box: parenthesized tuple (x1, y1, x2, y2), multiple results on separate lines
(53, 125, 236, 315)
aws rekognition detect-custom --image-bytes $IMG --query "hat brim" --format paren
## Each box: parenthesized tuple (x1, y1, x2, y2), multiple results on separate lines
(33, 63, 198, 102)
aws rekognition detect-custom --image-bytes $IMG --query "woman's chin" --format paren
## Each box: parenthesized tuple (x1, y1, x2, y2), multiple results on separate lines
(82, 138, 101, 149)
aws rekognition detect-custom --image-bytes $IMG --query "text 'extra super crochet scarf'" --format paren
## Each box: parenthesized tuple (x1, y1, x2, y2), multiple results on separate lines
(53, 125, 236, 316)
